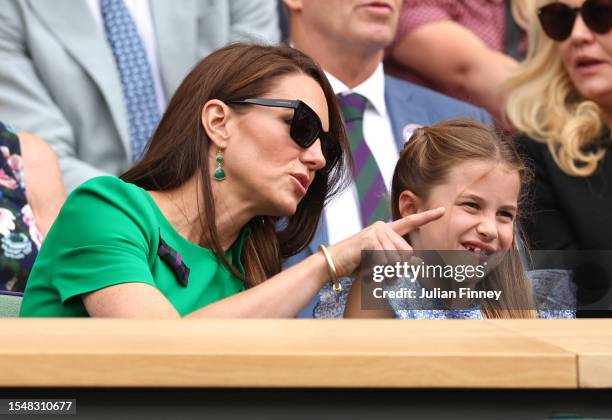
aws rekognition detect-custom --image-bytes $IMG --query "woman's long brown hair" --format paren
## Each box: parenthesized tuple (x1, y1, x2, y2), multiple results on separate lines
(121, 43, 351, 287)
(391, 119, 536, 318)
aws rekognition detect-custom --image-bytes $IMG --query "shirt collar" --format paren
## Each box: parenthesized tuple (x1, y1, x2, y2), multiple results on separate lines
(325, 63, 388, 117)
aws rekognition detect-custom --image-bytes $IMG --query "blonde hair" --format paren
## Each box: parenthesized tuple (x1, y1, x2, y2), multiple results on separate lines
(392, 119, 536, 318)
(503, 0, 606, 177)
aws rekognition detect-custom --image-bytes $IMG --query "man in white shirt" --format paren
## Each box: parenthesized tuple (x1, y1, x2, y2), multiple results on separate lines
(0, 0, 280, 190)
(283, 0, 491, 317)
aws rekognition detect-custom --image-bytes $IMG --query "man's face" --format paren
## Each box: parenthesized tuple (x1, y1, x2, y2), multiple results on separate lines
(292, 0, 402, 50)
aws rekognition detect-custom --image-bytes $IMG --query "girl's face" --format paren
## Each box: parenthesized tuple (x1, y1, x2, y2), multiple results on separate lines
(401, 160, 519, 253)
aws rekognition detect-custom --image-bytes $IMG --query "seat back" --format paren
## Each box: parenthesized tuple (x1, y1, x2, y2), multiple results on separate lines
(0, 291, 23, 317)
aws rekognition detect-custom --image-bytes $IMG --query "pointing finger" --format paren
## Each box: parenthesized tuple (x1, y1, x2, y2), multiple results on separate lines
(388, 207, 445, 236)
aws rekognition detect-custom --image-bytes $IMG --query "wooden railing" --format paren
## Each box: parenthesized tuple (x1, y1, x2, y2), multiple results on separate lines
(0, 319, 610, 388)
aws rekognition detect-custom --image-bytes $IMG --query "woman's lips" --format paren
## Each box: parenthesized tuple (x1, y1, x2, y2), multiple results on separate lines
(289, 174, 308, 196)
(573, 56, 607, 74)
(359, 2, 394, 16)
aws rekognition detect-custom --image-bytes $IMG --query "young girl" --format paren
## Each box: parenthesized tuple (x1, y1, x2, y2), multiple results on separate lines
(345, 119, 575, 319)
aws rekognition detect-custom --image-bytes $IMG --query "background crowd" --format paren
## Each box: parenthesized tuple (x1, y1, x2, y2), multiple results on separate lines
(0, 0, 610, 319)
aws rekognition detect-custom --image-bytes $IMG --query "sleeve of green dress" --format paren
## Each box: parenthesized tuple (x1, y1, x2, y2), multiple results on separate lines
(43, 176, 156, 303)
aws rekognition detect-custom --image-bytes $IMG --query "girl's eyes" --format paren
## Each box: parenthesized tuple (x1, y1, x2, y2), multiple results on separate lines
(497, 211, 515, 221)
(461, 202, 479, 210)
(461, 202, 515, 221)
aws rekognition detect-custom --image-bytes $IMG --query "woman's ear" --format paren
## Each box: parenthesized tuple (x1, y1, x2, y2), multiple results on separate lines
(398, 190, 421, 217)
(283, 0, 303, 12)
(201, 99, 231, 149)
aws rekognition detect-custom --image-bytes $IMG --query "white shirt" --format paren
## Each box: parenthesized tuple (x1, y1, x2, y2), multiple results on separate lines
(325, 64, 399, 244)
(86, 0, 167, 113)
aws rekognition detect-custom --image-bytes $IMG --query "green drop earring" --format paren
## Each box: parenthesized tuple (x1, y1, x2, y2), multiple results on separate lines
(213, 149, 226, 181)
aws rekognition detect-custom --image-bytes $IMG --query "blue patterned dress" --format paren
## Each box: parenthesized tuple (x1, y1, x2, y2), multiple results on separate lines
(314, 270, 576, 319)
(386, 270, 576, 319)
(0, 122, 41, 293)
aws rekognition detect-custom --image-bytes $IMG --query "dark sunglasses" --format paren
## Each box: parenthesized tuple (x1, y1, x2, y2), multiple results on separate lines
(228, 98, 341, 168)
(538, 0, 612, 41)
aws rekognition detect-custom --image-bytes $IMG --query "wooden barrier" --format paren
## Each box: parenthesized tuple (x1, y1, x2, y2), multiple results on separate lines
(489, 319, 612, 388)
(0, 319, 594, 389)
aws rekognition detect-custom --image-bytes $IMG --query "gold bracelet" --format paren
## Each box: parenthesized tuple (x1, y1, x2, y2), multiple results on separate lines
(319, 244, 342, 292)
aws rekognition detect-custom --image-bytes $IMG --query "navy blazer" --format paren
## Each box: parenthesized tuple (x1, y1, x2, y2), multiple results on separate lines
(285, 75, 492, 318)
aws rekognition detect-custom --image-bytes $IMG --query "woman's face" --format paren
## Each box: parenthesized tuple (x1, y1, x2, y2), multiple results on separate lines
(557, 0, 612, 107)
(404, 161, 519, 253)
(224, 73, 328, 216)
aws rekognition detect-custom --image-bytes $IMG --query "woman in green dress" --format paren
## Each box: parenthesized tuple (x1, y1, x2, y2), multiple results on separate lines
(20, 43, 443, 318)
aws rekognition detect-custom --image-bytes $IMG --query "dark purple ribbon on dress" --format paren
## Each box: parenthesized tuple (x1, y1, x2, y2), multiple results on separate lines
(157, 232, 190, 287)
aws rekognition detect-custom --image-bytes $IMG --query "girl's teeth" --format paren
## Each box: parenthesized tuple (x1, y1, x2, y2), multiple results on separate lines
(465, 246, 487, 255)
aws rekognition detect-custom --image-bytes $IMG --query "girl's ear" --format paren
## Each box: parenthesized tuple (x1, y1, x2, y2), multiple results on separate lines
(201, 99, 232, 149)
(398, 190, 422, 217)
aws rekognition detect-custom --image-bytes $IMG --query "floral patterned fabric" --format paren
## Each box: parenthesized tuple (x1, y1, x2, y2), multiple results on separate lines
(0, 122, 41, 293)
(314, 270, 576, 319)
(387, 270, 576, 319)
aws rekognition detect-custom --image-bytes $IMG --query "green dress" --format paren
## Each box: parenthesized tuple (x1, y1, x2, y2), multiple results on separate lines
(20, 176, 247, 317)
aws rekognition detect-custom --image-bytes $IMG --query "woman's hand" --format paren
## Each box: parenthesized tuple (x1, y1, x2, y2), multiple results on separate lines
(327, 207, 445, 278)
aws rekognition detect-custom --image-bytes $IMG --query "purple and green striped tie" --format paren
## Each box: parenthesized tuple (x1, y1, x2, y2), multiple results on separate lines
(337, 92, 390, 227)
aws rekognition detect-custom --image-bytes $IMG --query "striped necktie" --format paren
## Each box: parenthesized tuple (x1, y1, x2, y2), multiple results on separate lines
(101, 0, 160, 162)
(337, 93, 390, 227)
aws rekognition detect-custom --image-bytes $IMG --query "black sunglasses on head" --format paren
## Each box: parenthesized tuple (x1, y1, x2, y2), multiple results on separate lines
(228, 98, 341, 168)
(538, 0, 612, 41)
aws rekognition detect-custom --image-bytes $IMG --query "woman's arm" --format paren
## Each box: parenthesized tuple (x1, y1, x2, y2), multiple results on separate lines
(390, 21, 518, 118)
(19, 132, 66, 238)
(83, 209, 445, 318)
(83, 251, 330, 318)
